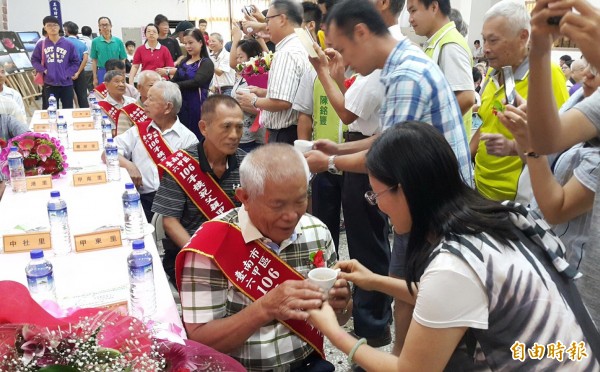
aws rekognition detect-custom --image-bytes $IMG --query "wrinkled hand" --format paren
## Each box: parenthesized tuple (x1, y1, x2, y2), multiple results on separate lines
(236, 91, 255, 112)
(249, 86, 266, 98)
(335, 259, 376, 291)
(231, 23, 243, 41)
(126, 163, 144, 188)
(480, 133, 516, 157)
(530, 0, 567, 46)
(249, 4, 265, 22)
(155, 67, 169, 78)
(497, 104, 530, 151)
(304, 150, 329, 173)
(559, 0, 600, 68)
(241, 20, 265, 35)
(259, 280, 325, 321)
(308, 301, 339, 336)
(327, 278, 351, 314)
(313, 139, 339, 155)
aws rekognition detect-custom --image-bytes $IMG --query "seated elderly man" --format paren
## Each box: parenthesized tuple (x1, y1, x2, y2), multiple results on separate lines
(175, 143, 351, 371)
(94, 59, 140, 101)
(0, 66, 26, 120)
(152, 95, 247, 284)
(98, 70, 137, 136)
(0, 96, 27, 124)
(107, 81, 198, 221)
(136, 70, 162, 106)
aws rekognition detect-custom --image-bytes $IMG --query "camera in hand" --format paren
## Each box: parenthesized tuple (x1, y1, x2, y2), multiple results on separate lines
(547, 16, 562, 25)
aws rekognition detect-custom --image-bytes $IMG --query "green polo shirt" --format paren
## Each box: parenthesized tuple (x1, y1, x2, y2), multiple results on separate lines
(90, 35, 127, 68)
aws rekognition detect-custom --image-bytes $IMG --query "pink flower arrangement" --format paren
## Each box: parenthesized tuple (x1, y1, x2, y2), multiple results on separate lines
(236, 51, 274, 77)
(0, 133, 68, 179)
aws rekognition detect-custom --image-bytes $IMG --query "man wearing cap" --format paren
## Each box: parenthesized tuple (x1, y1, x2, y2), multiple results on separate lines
(31, 16, 80, 109)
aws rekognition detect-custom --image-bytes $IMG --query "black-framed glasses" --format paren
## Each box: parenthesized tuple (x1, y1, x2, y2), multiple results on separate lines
(265, 13, 284, 22)
(364, 185, 399, 206)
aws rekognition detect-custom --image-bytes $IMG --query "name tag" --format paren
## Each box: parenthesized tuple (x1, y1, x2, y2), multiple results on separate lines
(72, 109, 91, 118)
(40, 111, 49, 119)
(74, 228, 122, 252)
(73, 121, 95, 130)
(33, 123, 50, 132)
(73, 141, 99, 151)
(26, 175, 53, 191)
(73, 171, 107, 186)
(3, 232, 52, 253)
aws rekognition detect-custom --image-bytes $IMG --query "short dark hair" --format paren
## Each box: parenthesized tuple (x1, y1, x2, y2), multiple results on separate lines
(81, 26, 92, 36)
(560, 54, 573, 62)
(43, 16, 60, 26)
(63, 21, 79, 35)
(125, 40, 136, 48)
(474, 39, 480, 45)
(154, 14, 169, 26)
(98, 16, 112, 25)
(201, 95, 242, 122)
(271, 0, 304, 26)
(105, 59, 125, 71)
(419, 0, 450, 16)
(389, 0, 406, 17)
(198, 19, 208, 24)
(326, 0, 389, 38)
(183, 28, 210, 59)
(302, 1, 322, 32)
(104, 70, 125, 83)
(472, 66, 482, 84)
(237, 39, 264, 60)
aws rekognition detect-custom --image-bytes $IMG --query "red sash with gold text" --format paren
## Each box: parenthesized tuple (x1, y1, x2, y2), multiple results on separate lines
(122, 103, 172, 177)
(94, 83, 107, 99)
(159, 150, 235, 220)
(97, 100, 121, 128)
(175, 221, 325, 358)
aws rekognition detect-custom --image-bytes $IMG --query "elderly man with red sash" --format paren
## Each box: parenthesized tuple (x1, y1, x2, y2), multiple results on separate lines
(175, 143, 351, 371)
(110, 80, 198, 222)
(152, 95, 247, 285)
(99, 70, 137, 136)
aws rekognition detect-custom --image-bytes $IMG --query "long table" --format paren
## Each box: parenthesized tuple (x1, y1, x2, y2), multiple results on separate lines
(0, 109, 185, 338)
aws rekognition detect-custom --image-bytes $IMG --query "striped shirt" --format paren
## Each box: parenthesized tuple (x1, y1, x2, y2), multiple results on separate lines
(380, 38, 472, 186)
(180, 206, 336, 371)
(262, 33, 310, 130)
(151, 142, 245, 235)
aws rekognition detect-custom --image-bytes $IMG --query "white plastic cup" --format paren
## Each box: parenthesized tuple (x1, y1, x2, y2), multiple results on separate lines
(308, 267, 338, 298)
(294, 139, 314, 153)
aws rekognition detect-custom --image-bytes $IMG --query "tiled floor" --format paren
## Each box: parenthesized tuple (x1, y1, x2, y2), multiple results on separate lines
(166, 230, 396, 371)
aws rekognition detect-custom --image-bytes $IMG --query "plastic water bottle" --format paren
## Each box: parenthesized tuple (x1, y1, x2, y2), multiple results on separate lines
(48, 94, 58, 136)
(87, 91, 96, 108)
(122, 183, 145, 239)
(105, 138, 120, 181)
(128, 240, 156, 320)
(92, 100, 102, 129)
(101, 115, 112, 148)
(57, 115, 70, 149)
(47, 190, 73, 256)
(7, 146, 26, 193)
(25, 249, 57, 304)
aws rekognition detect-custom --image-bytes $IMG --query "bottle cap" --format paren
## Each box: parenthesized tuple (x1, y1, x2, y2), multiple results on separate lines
(132, 240, 145, 250)
(49, 94, 55, 97)
(50, 190, 60, 198)
(102, 115, 108, 119)
(10, 146, 17, 152)
(30, 249, 44, 259)
(58, 115, 64, 119)
(125, 183, 135, 190)
(107, 138, 114, 143)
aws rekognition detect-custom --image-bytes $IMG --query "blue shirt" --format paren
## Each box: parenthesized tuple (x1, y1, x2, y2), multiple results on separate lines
(380, 38, 472, 186)
(65, 35, 87, 61)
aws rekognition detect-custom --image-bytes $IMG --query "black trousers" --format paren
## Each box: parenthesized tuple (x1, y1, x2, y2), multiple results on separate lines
(342, 132, 393, 339)
(72, 74, 89, 108)
(140, 191, 156, 224)
(42, 85, 74, 109)
(311, 172, 343, 252)
(267, 125, 298, 145)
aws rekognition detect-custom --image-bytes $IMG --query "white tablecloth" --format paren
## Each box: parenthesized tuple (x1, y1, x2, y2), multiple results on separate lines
(0, 109, 185, 338)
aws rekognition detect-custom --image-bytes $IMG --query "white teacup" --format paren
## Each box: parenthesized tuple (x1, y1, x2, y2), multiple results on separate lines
(308, 267, 338, 298)
(294, 139, 314, 153)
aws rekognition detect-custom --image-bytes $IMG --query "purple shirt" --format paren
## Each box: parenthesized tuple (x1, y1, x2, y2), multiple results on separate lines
(31, 37, 80, 87)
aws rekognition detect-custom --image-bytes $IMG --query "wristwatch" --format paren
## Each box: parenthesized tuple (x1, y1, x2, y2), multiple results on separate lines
(328, 155, 342, 175)
(251, 95, 259, 108)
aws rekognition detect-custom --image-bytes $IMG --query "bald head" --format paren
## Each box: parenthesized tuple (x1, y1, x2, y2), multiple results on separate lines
(239, 143, 309, 200)
(571, 59, 587, 83)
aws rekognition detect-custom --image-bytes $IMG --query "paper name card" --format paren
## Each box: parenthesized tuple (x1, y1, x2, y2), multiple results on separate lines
(26, 175, 53, 191)
(40, 111, 49, 119)
(73, 121, 95, 130)
(72, 109, 91, 118)
(33, 123, 50, 132)
(73, 141, 99, 151)
(74, 228, 122, 252)
(73, 171, 107, 186)
(294, 28, 318, 58)
(3, 232, 52, 253)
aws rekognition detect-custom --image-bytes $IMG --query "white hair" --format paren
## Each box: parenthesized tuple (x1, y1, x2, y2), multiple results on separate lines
(138, 70, 161, 86)
(239, 143, 310, 199)
(153, 80, 182, 114)
(483, 0, 530, 36)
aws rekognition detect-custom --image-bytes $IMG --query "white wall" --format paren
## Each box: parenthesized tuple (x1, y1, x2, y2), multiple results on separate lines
(7, 0, 188, 39)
